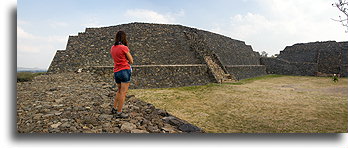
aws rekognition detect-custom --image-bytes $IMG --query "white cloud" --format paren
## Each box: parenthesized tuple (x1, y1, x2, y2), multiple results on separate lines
(229, 13, 274, 39)
(17, 26, 36, 39)
(17, 26, 68, 53)
(18, 26, 67, 43)
(124, 9, 183, 24)
(211, 0, 347, 56)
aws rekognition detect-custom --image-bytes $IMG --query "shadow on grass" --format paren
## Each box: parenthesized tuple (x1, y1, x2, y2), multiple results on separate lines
(226, 74, 285, 85)
(151, 75, 285, 92)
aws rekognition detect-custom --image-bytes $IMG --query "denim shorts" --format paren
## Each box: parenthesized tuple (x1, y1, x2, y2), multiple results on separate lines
(114, 69, 131, 83)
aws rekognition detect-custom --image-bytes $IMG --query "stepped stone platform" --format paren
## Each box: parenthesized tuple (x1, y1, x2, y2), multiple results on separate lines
(48, 22, 266, 88)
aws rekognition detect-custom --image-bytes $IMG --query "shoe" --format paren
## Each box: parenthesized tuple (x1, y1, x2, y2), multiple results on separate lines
(111, 108, 118, 114)
(115, 112, 129, 118)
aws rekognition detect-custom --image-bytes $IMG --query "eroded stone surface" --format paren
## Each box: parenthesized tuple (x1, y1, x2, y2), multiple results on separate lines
(17, 72, 204, 133)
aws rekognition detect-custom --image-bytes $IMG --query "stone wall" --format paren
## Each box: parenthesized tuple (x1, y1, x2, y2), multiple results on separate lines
(204, 34, 261, 66)
(182, 27, 264, 80)
(225, 65, 267, 80)
(261, 41, 347, 77)
(84, 65, 214, 89)
(278, 44, 319, 63)
(260, 58, 318, 76)
(340, 42, 348, 77)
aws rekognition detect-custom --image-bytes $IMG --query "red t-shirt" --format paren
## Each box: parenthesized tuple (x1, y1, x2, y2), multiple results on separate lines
(110, 45, 131, 72)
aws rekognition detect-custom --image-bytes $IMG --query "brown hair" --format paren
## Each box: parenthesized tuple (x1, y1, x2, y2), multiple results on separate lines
(114, 31, 128, 46)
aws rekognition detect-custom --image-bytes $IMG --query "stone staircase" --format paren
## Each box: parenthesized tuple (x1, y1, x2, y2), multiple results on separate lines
(184, 30, 236, 83)
(204, 56, 236, 83)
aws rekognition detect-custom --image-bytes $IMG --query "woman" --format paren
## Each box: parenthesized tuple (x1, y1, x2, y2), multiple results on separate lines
(110, 31, 134, 118)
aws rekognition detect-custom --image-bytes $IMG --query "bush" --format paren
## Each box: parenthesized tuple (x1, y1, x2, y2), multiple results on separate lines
(17, 72, 45, 82)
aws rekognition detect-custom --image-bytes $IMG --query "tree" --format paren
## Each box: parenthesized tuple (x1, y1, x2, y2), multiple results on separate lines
(260, 51, 268, 57)
(333, 0, 348, 32)
(271, 54, 279, 58)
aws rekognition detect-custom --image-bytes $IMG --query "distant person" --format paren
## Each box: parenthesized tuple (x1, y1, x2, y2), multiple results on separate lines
(110, 31, 134, 118)
(333, 74, 339, 82)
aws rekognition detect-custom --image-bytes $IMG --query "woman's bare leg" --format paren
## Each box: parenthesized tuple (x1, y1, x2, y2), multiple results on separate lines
(113, 83, 122, 109)
(117, 82, 130, 112)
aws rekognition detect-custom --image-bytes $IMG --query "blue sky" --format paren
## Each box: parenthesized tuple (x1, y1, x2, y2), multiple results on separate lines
(17, 0, 347, 69)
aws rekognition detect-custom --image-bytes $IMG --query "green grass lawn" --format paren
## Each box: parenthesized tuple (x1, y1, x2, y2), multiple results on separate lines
(129, 75, 348, 133)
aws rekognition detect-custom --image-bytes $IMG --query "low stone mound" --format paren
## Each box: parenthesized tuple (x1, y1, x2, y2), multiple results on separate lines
(261, 41, 348, 77)
(16, 72, 203, 133)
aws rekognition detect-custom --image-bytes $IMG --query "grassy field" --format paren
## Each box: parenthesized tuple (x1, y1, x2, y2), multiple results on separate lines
(17, 72, 46, 82)
(129, 75, 348, 133)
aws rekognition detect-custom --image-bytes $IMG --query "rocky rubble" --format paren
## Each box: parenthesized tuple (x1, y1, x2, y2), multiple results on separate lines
(17, 72, 203, 133)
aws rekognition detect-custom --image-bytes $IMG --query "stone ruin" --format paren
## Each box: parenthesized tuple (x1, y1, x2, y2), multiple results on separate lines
(48, 23, 347, 89)
(261, 41, 348, 77)
(48, 22, 266, 89)
(24, 23, 346, 133)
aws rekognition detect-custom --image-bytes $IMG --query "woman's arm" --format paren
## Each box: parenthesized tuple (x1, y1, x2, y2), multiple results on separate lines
(125, 52, 134, 64)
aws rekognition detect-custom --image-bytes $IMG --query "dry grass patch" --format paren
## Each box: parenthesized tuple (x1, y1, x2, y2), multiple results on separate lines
(17, 72, 46, 82)
(129, 75, 348, 133)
